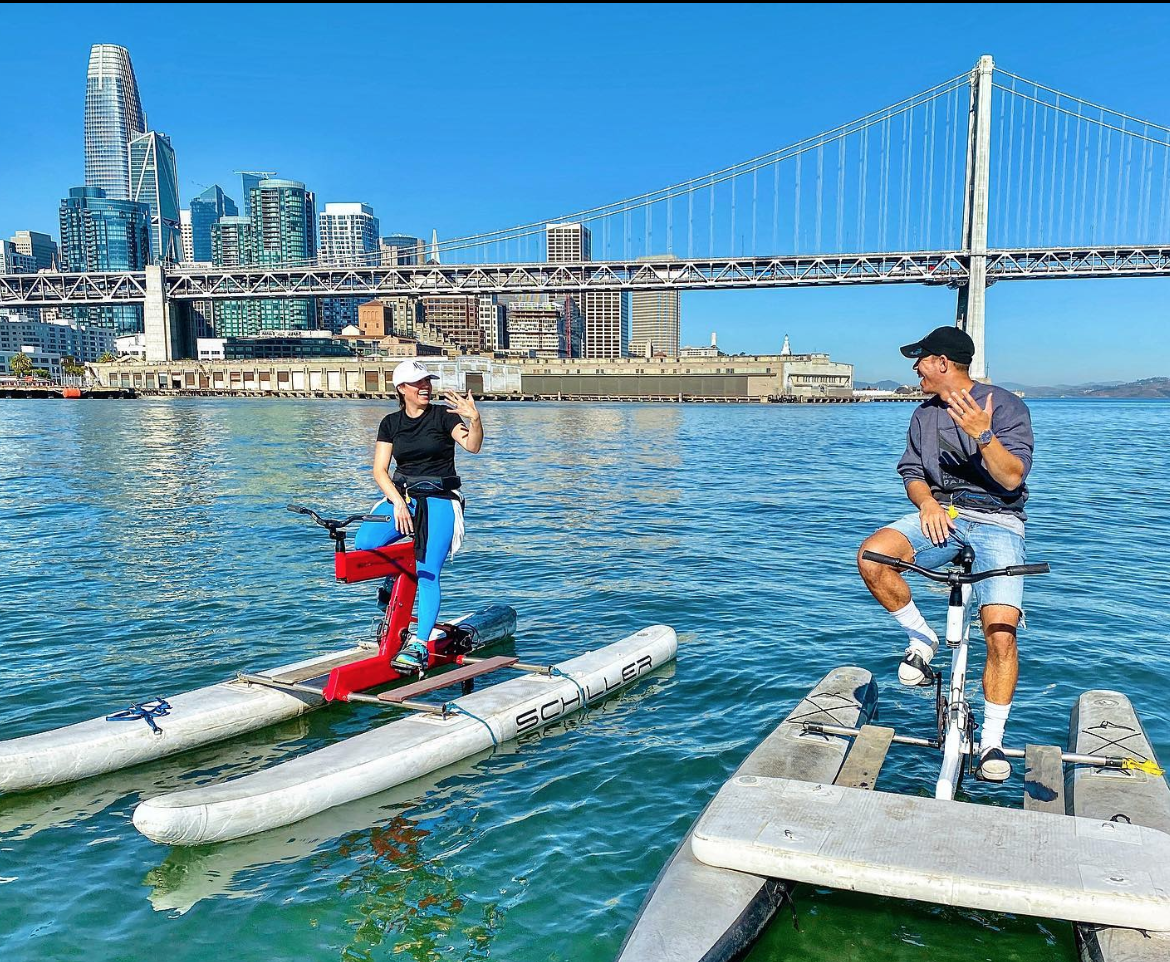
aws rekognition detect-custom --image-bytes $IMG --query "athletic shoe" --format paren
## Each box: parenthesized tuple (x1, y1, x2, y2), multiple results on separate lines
(976, 745, 1011, 782)
(897, 649, 936, 687)
(392, 638, 430, 672)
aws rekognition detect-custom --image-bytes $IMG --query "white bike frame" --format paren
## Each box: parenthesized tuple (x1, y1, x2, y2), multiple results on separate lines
(860, 547, 1047, 800)
(935, 581, 974, 800)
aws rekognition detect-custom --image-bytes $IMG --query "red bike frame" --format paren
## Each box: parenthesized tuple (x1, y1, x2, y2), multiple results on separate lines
(322, 536, 460, 701)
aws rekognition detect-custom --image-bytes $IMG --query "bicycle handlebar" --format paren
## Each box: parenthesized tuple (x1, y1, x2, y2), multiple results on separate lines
(861, 550, 1050, 584)
(286, 503, 392, 531)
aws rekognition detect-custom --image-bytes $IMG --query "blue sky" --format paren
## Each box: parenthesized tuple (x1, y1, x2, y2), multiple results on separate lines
(2, 3, 1168, 384)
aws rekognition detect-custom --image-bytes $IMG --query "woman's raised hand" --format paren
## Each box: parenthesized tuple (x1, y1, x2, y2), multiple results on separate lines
(443, 390, 480, 421)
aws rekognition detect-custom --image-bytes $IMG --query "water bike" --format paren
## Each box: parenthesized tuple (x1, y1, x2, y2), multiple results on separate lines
(1, 505, 677, 847)
(618, 550, 1168, 962)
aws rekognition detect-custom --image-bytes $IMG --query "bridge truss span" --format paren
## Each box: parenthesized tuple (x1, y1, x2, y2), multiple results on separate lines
(2, 246, 1169, 307)
(158, 254, 969, 301)
(0, 271, 148, 306)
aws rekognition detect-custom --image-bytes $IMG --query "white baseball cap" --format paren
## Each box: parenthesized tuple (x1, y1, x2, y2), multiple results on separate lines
(392, 359, 440, 387)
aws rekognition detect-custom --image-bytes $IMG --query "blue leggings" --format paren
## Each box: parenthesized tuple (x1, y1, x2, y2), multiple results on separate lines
(353, 497, 456, 644)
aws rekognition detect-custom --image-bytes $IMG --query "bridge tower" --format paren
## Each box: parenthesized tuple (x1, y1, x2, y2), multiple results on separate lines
(955, 54, 994, 379)
(144, 265, 192, 362)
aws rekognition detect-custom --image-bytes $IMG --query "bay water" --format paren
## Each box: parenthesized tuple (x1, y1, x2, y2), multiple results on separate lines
(1, 397, 1166, 961)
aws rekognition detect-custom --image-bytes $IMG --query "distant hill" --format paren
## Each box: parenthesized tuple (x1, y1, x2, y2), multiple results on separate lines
(858, 378, 1169, 397)
(855, 380, 905, 391)
(1081, 377, 1170, 398)
(998, 378, 1170, 398)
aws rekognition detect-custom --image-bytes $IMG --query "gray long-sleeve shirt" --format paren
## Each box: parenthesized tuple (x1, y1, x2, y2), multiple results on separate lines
(896, 382, 1034, 521)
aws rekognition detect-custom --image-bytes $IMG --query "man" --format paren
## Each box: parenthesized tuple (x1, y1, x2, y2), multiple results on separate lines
(857, 325, 1034, 782)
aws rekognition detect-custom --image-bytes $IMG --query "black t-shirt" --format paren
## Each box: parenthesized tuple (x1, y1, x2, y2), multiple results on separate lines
(377, 404, 464, 479)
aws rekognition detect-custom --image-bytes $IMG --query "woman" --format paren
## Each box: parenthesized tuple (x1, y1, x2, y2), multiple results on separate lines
(354, 359, 483, 671)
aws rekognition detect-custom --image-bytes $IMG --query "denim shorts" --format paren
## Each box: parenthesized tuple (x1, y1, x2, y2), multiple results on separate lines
(882, 512, 1026, 612)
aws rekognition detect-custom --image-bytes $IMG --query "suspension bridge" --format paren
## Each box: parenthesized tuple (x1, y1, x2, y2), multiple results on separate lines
(3, 55, 1169, 374)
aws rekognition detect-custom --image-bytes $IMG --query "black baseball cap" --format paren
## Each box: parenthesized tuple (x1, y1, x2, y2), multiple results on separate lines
(900, 326, 975, 365)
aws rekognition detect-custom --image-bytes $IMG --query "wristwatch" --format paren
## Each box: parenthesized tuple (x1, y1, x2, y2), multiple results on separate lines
(976, 429, 993, 446)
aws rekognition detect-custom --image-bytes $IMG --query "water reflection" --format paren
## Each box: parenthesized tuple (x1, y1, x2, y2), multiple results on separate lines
(143, 750, 498, 915)
(0, 718, 311, 841)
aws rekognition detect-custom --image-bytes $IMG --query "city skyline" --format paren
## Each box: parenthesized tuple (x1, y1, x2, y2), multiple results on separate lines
(2, 6, 1170, 382)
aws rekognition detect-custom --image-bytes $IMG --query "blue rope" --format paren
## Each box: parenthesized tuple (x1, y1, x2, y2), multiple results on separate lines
(106, 697, 172, 735)
(447, 704, 499, 747)
(549, 668, 589, 711)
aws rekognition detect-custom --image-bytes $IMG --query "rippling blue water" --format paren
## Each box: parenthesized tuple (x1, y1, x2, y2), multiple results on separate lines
(1, 397, 1167, 961)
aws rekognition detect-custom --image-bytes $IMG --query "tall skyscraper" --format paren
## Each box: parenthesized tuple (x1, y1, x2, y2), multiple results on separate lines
(189, 185, 238, 262)
(59, 186, 151, 334)
(211, 216, 259, 336)
(318, 202, 380, 332)
(251, 179, 317, 330)
(9, 231, 58, 270)
(545, 223, 615, 357)
(180, 210, 194, 263)
(84, 45, 146, 200)
(129, 131, 181, 263)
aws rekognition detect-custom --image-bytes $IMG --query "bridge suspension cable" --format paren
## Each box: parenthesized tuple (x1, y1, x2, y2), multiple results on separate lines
(270, 71, 973, 271)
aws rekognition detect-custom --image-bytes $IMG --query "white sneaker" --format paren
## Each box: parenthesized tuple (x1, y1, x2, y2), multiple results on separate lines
(898, 649, 936, 687)
(977, 745, 1011, 782)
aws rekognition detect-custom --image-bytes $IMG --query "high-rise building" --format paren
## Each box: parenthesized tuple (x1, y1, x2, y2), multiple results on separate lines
(358, 298, 419, 338)
(237, 171, 276, 218)
(380, 234, 425, 265)
(580, 291, 629, 359)
(251, 179, 316, 330)
(59, 186, 151, 334)
(1, 240, 41, 319)
(129, 131, 181, 263)
(319, 203, 379, 266)
(189, 185, 238, 263)
(180, 210, 194, 263)
(545, 223, 617, 356)
(9, 231, 58, 271)
(420, 296, 484, 352)
(630, 273, 680, 357)
(504, 295, 565, 357)
(478, 295, 506, 352)
(546, 222, 591, 262)
(84, 44, 146, 200)
(319, 203, 381, 333)
(211, 215, 259, 337)
(0, 239, 36, 274)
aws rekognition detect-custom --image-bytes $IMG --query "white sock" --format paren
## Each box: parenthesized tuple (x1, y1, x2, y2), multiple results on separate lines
(981, 700, 1012, 751)
(891, 601, 939, 660)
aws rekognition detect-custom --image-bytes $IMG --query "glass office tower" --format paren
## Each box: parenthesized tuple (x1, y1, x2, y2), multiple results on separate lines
(189, 185, 238, 263)
(250, 179, 317, 330)
(58, 186, 151, 334)
(129, 131, 181, 264)
(84, 44, 146, 200)
(211, 216, 260, 336)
